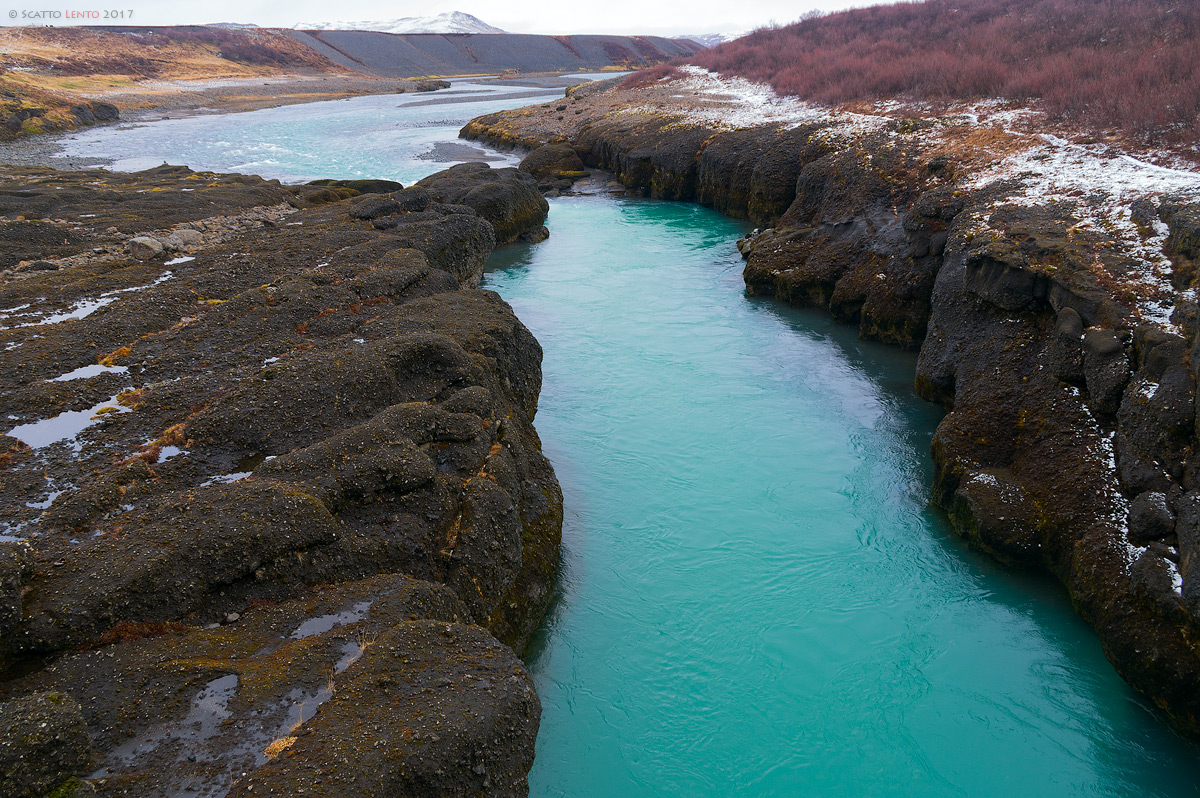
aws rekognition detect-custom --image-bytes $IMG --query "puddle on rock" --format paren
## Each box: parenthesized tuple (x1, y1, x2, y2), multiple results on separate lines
(157, 445, 185, 462)
(1, 271, 175, 330)
(289, 601, 372, 640)
(97, 673, 239, 774)
(25, 489, 67, 510)
(6, 396, 132, 451)
(46, 364, 130, 382)
(200, 472, 250, 486)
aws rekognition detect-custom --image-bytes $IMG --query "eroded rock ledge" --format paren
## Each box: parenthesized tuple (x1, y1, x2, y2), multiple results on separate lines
(0, 162, 560, 796)
(463, 83, 1200, 736)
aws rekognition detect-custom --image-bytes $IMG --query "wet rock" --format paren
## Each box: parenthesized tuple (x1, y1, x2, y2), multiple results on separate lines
(70, 105, 96, 125)
(417, 163, 549, 245)
(1161, 199, 1200, 286)
(127, 236, 164, 261)
(962, 239, 1047, 312)
(5, 575, 471, 795)
(10, 481, 343, 657)
(254, 403, 441, 508)
(228, 621, 538, 798)
(1115, 327, 1194, 494)
(40, 459, 156, 533)
(1173, 497, 1200, 626)
(0, 221, 87, 269)
(0, 692, 93, 798)
(948, 470, 1040, 562)
(13, 259, 57, 272)
(703, 126, 828, 225)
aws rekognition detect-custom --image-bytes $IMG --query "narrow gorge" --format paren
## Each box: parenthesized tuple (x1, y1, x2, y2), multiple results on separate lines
(463, 71, 1200, 738)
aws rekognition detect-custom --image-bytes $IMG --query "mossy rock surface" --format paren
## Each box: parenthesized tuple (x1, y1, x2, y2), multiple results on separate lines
(0, 163, 560, 793)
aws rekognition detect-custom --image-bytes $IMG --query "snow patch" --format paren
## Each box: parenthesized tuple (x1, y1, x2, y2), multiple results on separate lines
(627, 66, 887, 135)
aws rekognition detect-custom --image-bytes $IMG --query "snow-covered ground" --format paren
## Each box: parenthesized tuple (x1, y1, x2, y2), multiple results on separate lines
(628, 65, 1200, 330)
(623, 65, 888, 137)
(953, 130, 1200, 331)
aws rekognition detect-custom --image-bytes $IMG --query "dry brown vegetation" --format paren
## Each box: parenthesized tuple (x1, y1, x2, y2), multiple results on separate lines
(0, 26, 343, 82)
(0, 25, 348, 138)
(640, 0, 1200, 144)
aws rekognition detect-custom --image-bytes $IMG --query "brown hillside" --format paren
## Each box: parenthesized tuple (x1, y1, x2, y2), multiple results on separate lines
(0, 26, 349, 138)
(682, 0, 1200, 144)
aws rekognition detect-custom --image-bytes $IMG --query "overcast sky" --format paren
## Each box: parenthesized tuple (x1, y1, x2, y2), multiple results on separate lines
(4, 0, 882, 36)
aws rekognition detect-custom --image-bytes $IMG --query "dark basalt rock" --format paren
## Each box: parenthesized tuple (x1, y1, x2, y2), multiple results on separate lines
(0, 164, 559, 794)
(519, 143, 587, 194)
(308, 177, 405, 194)
(519, 143, 585, 181)
(417, 163, 549, 245)
(0, 542, 33, 646)
(1129, 492, 1176, 543)
(90, 102, 119, 123)
(393, 186, 432, 212)
(0, 692, 93, 798)
(228, 621, 538, 798)
(348, 194, 401, 220)
(379, 213, 497, 286)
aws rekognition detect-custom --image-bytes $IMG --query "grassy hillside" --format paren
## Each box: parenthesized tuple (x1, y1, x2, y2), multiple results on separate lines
(0, 26, 346, 137)
(685, 0, 1200, 142)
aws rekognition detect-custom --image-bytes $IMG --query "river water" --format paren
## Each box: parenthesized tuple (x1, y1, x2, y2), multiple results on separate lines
(53, 83, 1200, 795)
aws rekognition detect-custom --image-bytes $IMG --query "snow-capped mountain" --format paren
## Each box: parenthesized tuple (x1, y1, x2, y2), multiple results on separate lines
(677, 31, 752, 48)
(295, 11, 505, 34)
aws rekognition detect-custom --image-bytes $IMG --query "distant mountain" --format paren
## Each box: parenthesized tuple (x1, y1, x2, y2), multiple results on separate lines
(208, 22, 260, 29)
(678, 33, 742, 48)
(295, 11, 505, 35)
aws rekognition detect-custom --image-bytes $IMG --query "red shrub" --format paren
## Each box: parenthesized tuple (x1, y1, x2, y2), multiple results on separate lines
(622, 63, 683, 89)
(602, 41, 637, 65)
(689, 0, 1200, 142)
(629, 37, 666, 62)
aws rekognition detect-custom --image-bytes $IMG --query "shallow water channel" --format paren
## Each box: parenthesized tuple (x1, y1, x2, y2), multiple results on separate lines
(483, 197, 1200, 796)
(45, 82, 1200, 794)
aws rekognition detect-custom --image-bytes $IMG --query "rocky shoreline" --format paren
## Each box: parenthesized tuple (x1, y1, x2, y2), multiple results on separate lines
(0, 161, 560, 796)
(462, 75, 1200, 737)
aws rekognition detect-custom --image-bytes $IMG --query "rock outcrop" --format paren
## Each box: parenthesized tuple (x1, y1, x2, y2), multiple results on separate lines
(417, 163, 550, 245)
(518, 143, 589, 195)
(463, 85, 1200, 737)
(0, 162, 557, 795)
(0, 101, 118, 139)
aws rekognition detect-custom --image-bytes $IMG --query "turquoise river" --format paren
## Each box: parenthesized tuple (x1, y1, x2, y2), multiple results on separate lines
(57, 83, 1200, 796)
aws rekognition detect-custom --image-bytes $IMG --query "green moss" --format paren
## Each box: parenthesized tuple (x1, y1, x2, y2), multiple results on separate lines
(43, 777, 83, 798)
